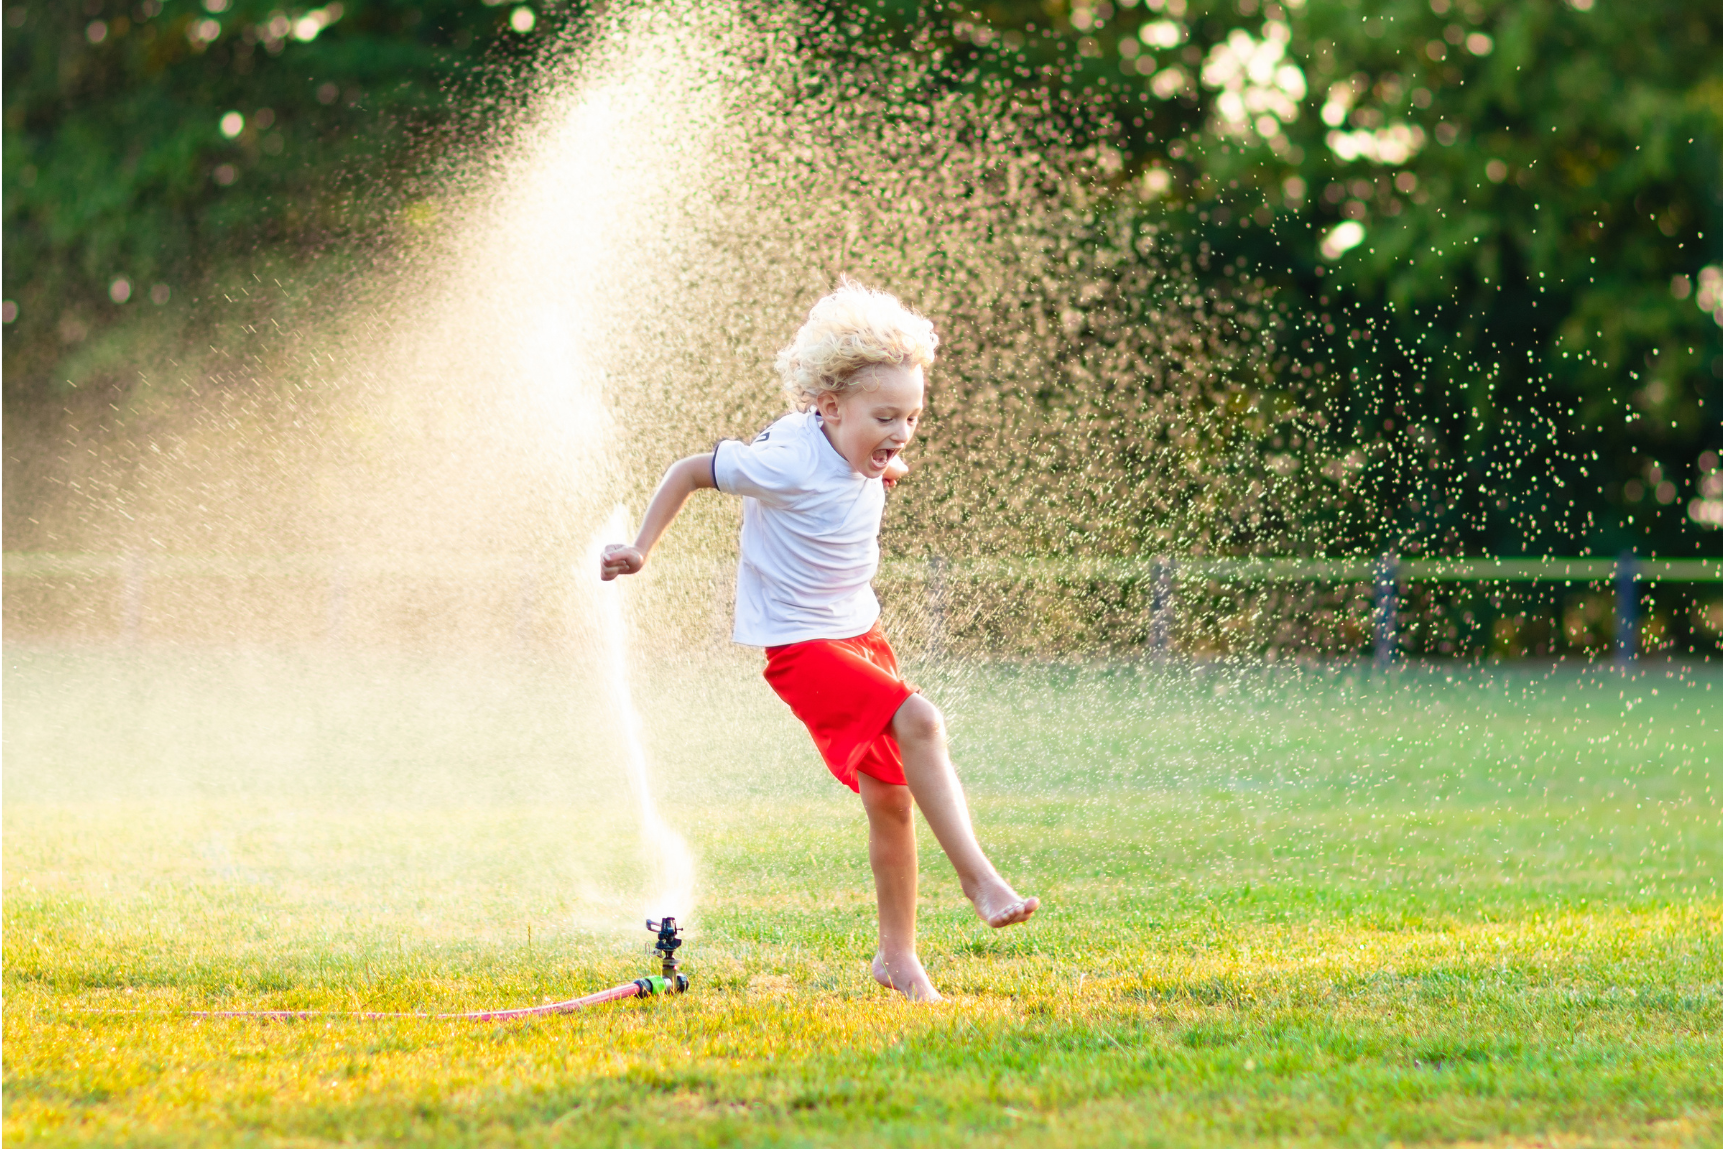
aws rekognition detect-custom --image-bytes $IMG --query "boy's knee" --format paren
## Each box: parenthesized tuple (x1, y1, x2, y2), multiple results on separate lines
(892, 694, 944, 743)
(861, 776, 913, 821)
(872, 787, 914, 822)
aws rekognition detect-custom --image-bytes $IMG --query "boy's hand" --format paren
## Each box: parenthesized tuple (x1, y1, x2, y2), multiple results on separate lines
(882, 455, 909, 489)
(600, 544, 645, 580)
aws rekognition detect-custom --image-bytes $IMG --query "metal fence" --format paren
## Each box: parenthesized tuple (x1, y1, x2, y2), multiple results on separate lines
(880, 553, 1723, 664)
(5, 551, 1720, 661)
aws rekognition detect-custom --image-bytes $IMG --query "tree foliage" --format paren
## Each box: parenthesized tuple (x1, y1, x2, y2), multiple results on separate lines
(4, 0, 1720, 557)
(872, 0, 1722, 557)
(2, 0, 557, 353)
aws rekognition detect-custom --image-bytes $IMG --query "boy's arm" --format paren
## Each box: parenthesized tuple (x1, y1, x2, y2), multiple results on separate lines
(600, 453, 716, 580)
(883, 455, 909, 489)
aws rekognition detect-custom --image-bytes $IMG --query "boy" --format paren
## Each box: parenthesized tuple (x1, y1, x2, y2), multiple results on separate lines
(600, 280, 1037, 1002)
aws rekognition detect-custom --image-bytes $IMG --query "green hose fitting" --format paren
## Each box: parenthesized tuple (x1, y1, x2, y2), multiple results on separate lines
(632, 974, 690, 997)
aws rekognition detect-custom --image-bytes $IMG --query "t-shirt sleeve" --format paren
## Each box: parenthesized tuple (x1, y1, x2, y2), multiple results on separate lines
(713, 433, 808, 507)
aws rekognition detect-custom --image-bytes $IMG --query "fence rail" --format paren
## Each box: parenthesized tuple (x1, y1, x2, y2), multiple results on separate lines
(873, 555, 1723, 584)
(5, 551, 1720, 661)
(8, 552, 1720, 582)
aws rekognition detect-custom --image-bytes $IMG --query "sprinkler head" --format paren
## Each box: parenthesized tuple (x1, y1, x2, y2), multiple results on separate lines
(646, 917, 687, 991)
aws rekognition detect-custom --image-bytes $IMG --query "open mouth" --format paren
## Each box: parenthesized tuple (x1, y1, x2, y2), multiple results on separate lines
(870, 446, 900, 470)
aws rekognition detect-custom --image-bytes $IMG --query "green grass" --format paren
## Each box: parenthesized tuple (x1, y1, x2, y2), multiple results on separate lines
(4, 644, 1721, 1147)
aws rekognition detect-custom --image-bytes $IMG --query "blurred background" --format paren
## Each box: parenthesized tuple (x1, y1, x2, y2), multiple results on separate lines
(4, 0, 1721, 658)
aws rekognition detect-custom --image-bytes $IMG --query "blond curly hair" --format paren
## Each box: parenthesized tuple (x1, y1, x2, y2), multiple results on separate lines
(775, 279, 939, 411)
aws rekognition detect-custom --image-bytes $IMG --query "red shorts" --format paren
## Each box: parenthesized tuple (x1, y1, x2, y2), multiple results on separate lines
(763, 621, 916, 793)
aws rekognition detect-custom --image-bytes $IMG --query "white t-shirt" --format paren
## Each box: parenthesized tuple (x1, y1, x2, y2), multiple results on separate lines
(713, 409, 885, 647)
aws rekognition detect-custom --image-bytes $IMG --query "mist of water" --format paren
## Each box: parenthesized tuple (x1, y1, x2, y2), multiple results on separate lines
(0, 0, 1348, 942)
(3, 0, 1471, 947)
(586, 504, 697, 923)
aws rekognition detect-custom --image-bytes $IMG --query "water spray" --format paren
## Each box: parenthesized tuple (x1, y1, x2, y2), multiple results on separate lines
(145, 512, 699, 1025)
(587, 504, 696, 923)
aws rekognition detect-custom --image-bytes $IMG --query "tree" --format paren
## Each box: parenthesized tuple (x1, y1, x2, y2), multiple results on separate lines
(887, 0, 1722, 557)
(7, 0, 1721, 562)
(2, 0, 556, 375)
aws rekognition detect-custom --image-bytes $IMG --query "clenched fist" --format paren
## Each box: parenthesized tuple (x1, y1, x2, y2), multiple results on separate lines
(600, 544, 645, 581)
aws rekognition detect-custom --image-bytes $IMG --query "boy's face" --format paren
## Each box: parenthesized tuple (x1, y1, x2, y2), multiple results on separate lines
(816, 364, 925, 480)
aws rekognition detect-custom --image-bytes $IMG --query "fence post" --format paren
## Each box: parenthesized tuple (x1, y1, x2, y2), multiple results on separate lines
(121, 550, 144, 644)
(1614, 550, 1638, 666)
(926, 554, 946, 661)
(1372, 553, 1398, 669)
(1149, 556, 1176, 663)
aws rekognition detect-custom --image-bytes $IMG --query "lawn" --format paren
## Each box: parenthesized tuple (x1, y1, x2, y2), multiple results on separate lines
(3, 643, 1720, 1147)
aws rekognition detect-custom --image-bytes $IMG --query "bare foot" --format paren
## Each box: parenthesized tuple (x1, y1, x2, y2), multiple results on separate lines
(966, 879, 1040, 928)
(872, 952, 943, 1002)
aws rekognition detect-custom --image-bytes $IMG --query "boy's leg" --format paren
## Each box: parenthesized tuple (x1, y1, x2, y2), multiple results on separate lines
(891, 694, 1038, 928)
(859, 774, 941, 1001)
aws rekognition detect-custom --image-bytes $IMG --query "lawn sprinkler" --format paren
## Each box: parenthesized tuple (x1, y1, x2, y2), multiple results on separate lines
(647, 916, 689, 992)
(180, 919, 689, 1022)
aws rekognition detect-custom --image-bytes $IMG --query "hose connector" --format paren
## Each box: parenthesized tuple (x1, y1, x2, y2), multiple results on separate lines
(632, 973, 689, 996)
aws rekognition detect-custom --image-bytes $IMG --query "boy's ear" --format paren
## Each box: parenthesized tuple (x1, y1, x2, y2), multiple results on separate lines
(814, 390, 841, 420)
